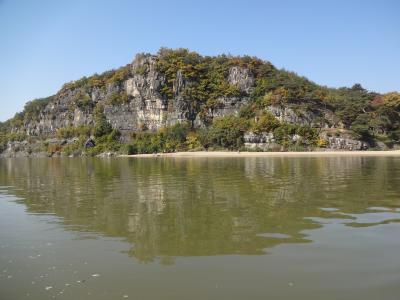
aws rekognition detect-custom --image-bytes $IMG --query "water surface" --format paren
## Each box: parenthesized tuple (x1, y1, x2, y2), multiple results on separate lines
(0, 157, 400, 299)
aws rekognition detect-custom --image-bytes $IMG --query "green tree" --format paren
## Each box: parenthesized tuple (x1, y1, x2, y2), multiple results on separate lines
(94, 105, 112, 137)
(251, 112, 280, 134)
(208, 116, 249, 149)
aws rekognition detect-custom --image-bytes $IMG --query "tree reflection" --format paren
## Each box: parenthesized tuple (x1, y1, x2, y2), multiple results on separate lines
(0, 156, 399, 264)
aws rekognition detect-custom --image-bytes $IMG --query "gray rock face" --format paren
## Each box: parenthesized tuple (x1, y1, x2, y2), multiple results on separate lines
(15, 54, 256, 136)
(6, 52, 369, 154)
(227, 66, 254, 94)
(266, 105, 317, 126)
(3, 141, 30, 157)
(211, 96, 249, 120)
(244, 132, 275, 144)
(1, 141, 46, 158)
(326, 137, 367, 150)
(244, 131, 369, 151)
(244, 132, 280, 151)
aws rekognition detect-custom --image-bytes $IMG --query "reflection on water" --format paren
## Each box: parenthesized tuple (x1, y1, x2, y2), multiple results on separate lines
(0, 157, 400, 299)
(1, 157, 400, 262)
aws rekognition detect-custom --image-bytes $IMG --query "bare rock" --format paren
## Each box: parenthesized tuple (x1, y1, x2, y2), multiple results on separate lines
(228, 66, 254, 94)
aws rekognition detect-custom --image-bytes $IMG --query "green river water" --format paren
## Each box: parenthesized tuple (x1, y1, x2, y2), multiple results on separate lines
(0, 157, 399, 299)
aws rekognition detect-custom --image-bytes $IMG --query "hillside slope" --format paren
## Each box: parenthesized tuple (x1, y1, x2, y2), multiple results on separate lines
(1, 48, 399, 157)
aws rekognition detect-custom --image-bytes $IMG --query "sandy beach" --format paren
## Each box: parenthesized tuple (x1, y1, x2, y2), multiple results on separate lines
(120, 150, 400, 158)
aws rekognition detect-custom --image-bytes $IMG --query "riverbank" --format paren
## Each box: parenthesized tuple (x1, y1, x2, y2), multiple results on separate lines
(120, 150, 400, 158)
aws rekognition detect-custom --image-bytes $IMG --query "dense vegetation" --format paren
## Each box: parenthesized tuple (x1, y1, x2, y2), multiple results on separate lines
(156, 48, 243, 126)
(155, 49, 400, 145)
(1, 48, 399, 156)
(60, 66, 131, 93)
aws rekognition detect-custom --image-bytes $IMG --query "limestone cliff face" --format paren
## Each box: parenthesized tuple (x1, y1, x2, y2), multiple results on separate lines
(18, 54, 253, 136)
(6, 50, 383, 155)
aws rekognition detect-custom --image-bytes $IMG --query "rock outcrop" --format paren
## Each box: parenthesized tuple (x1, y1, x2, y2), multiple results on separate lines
(4, 48, 393, 157)
(244, 131, 367, 151)
(13, 54, 256, 136)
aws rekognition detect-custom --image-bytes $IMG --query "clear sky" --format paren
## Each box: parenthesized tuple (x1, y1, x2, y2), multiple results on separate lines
(0, 0, 399, 121)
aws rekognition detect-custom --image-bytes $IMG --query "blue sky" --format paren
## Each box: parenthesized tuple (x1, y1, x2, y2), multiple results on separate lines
(0, 0, 399, 121)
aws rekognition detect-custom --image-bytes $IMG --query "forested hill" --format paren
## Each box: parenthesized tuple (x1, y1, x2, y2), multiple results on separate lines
(1, 48, 399, 157)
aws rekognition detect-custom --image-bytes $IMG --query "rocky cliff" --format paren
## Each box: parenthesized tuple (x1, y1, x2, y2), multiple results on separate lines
(1, 48, 399, 156)
(13, 53, 252, 136)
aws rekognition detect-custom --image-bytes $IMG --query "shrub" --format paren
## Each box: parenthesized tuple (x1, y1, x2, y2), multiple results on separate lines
(85, 129, 122, 156)
(93, 105, 113, 137)
(382, 92, 400, 109)
(47, 144, 62, 155)
(198, 128, 212, 150)
(20, 97, 51, 122)
(316, 138, 328, 148)
(251, 112, 280, 134)
(71, 92, 93, 111)
(351, 124, 372, 140)
(7, 132, 27, 142)
(106, 91, 130, 105)
(130, 132, 160, 154)
(120, 144, 137, 155)
(0, 134, 7, 153)
(105, 66, 131, 85)
(208, 116, 249, 149)
(162, 122, 190, 147)
(238, 104, 256, 119)
(56, 126, 91, 139)
(296, 125, 318, 141)
(262, 87, 290, 106)
(351, 114, 373, 140)
(185, 132, 201, 150)
(128, 123, 191, 154)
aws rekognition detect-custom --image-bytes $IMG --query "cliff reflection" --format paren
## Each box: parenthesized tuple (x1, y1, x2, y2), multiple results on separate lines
(0, 156, 399, 264)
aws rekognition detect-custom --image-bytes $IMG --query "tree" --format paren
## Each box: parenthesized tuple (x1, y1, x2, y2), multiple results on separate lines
(383, 92, 400, 109)
(94, 105, 112, 137)
(209, 116, 249, 149)
(351, 114, 373, 140)
(351, 83, 366, 91)
(251, 112, 280, 134)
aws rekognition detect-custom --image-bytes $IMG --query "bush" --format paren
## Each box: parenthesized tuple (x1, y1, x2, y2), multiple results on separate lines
(382, 92, 400, 109)
(198, 128, 212, 150)
(129, 132, 160, 154)
(316, 138, 328, 148)
(161, 122, 190, 149)
(106, 91, 130, 105)
(7, 132, 27, 142)
(0, 134, 7, 153)
(251, 112, 280, 134)
(86, 130, 122, 156)
(105, 66, 131, 85)
(56, 126, 91, 139)
(351, 114, 373, 141)
(61, 136, 86, 156)
(296, 125, 318, 141)
(352, 124, 372, 140)
(185, 131, 201, 150)
(20, 97, 52, 122)
(94, 105, 113, 137)
(71, 92, 93, 111)
(127, 122, 191, 154)
(120, 144, 137, 155)
(208, 116, 249, 149)
(238, 104, 256, 119)
(47, 144, 62, 155)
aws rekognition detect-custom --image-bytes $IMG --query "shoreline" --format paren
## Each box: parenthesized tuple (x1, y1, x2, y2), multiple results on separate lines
(119, 150, 400, 158)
